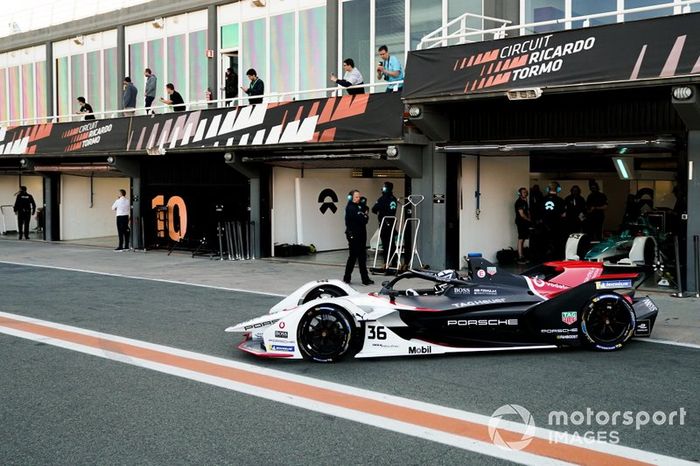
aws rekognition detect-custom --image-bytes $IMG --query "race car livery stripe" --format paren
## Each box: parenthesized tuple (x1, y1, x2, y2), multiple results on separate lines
(0, 311, 691, 466)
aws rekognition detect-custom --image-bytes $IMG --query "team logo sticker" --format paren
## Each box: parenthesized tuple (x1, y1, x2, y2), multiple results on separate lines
(561, 311, 577, 325)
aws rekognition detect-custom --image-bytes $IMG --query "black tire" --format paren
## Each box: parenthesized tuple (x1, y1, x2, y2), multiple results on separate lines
(297, 304, 355, 362)
(301, 284, 348, 304)
(581, 293, 636, 351)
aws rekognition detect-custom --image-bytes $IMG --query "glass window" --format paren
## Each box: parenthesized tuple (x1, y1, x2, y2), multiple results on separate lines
(448, 0, 483, 44)
(0, 69, 7, 123)
(189, 30, 208, 103)
(221, 24, 239, 50)
(86, 51, 102, 115)
(128, 43, 144, 85)
(22, 63, 35, 122)
(270, 13, 296, 95)
(70, 54, 85, 116)
(343, 0, 371, 84)
(35, 61, 47, 120)
(56, 57, 70, 120)
(103, 48, 118, 114)
(410, 0, 442, 50)
(299, 7, 326, 97)
(524, 0, 565, 33)
(147, 39, 164, 98)
(376, 0, 405, 60)
(167, 34, 187, 99)
(242, 19, 267, 83)
(572, 0, 616, 27)
(8, 66, 21, 121)
(624, 0, 673, 21)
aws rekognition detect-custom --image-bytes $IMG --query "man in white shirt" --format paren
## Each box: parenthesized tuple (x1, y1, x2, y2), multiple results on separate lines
(111, 189, 130, 251)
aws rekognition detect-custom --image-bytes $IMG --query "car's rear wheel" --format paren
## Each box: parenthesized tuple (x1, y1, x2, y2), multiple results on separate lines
(581, 293, 636, 351)
(301, 284, 348, 304)
(297, 304, 354, 362)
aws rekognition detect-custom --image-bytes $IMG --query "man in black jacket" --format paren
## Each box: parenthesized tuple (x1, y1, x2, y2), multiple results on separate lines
(13, 186, 36, 240)
(241, 68, 264, 105)
(344, 190, 374, 285)
(372, 181, 398, 268)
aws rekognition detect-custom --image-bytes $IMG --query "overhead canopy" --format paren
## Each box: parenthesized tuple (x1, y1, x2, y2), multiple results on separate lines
(403, 12, 700, 102)
(0, 93, 404, 158)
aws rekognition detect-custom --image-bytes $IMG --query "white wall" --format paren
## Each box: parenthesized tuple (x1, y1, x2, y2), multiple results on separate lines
(461, 156, 530, 262)
(0, 175, 44, 231)
(272, 168, 403, 251)
(60, 175, 130, 240)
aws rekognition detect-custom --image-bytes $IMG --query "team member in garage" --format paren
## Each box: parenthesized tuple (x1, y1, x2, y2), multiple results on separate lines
(541, 181, 566, 259)
(514, 187, 531, 264)
(344, 190, 374, 286)
(13, 186, 36, 240)
(564, 185, 586, 234)
(586, 180, 608, 241)
(372, 181, 398, 269)
(111, 189, 130, 251)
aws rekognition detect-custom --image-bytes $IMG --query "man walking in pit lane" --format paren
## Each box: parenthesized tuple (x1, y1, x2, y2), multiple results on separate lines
(344, 190, 374, 286)
(111, 189, 130, 251)
(372, 181, 398, 270)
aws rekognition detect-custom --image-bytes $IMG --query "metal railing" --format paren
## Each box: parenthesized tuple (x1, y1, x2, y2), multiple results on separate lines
(418, 0, 700, 49)
(0, 80, 403, 127)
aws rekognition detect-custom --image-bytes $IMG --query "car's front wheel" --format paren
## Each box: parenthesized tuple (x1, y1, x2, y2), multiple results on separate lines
(581, 293, 636, 351)
(297, 304, 355, 362)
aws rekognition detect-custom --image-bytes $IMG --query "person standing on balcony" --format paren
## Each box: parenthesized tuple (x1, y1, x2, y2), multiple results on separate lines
(160, 83, 186, 112)
(122, 77, 137, 116)
(76, 97, 95, 120)
(224, 67, 238, 105)
(376, 45, 404, 92)
(144, 68, 157, 114)
(241, 68, 264, 105)
(330, 58, 365, 95)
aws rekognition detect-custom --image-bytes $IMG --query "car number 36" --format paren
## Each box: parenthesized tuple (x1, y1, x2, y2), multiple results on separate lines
(367, 325, 387, 340)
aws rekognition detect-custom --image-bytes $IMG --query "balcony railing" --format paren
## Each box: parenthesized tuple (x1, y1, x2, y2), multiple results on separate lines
(0, 80, 403, 128)
(417, 0, 700, 50)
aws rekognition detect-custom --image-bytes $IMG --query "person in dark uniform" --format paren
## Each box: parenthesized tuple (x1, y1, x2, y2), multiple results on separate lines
(224, 67, 238, 106)
(241, 68, 264, 105)
(343, 190, 374, 285)
(514, 187, 530, 264)
(371, 181, 398, 269)
(160, 83, 186, 112)
(76, 97, 95, 120)
(13, 186, 36, 240)
(564, 185, 586, 235)
(586, 180, 608, 241)
(541, 181, 566, 259)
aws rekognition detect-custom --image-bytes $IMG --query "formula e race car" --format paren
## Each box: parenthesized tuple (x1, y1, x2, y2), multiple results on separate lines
(226, 258, 659, 362)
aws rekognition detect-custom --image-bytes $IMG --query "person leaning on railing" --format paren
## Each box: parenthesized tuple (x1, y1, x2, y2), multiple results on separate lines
(241, 68, 264, 105)
(330, 58, 365, 95)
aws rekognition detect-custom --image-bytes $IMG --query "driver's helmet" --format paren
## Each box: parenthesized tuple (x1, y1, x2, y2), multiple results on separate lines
(436, 269, 459, 281)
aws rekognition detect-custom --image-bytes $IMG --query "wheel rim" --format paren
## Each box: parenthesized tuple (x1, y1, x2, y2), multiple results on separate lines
(301, 309, 350, 359)
(585, 297, 632, 344)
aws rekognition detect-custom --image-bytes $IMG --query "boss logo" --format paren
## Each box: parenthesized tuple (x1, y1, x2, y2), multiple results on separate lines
(275, 331, 289, 338)
(452, 288, 471, 295)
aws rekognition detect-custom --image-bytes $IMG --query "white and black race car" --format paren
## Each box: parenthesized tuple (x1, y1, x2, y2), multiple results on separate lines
(226, 258, 659, 362)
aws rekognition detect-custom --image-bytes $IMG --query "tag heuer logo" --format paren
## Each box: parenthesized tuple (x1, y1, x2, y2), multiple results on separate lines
(561, 312, 577, 325)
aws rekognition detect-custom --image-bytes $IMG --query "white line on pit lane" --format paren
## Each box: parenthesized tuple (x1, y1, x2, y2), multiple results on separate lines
(0, 260, 286, 297)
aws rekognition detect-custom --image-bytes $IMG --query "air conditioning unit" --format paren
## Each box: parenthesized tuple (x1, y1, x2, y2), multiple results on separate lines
(252, 0, 266, 7)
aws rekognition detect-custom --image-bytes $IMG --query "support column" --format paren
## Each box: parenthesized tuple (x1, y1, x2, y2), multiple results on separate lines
(412, 144, 447, 270)
(45, 41, 53, 118)
(117, 25, 125, 111)
(225, 153, 262, 258)
(42, 173, 60, 241)
(685, 130, 699, 293)
(207, 5, 218, 107)
(114, 157, 143, 250)
(326, 0, 339, 91)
